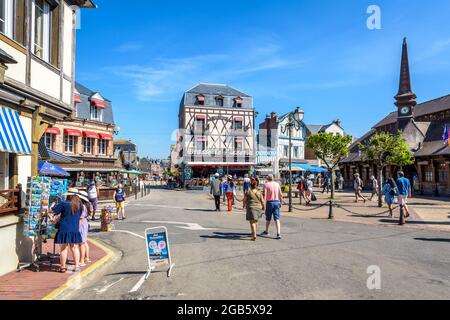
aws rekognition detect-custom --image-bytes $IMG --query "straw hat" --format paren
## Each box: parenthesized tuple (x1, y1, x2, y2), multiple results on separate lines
(64, 188, 89, 202)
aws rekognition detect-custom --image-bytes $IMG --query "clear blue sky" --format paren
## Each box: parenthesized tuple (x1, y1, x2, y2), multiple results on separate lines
(75, 0, 450, 159)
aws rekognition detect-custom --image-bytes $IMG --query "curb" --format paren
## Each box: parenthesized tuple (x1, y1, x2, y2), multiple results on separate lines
(41, 238, 115, 300)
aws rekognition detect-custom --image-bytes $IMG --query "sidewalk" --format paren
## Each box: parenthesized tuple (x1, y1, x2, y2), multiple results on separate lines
(282, 190, 450, 232)
(0, 238, 112, 300)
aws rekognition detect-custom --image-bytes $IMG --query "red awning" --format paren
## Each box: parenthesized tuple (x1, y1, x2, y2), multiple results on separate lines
(64, 128, 82, 137)
(83, 131, 100, 139)
(196, 95, 205, 102)
(233, 116, 243, 121)
(45, 127, 61, 135)
(90, 98, 106, 109)
(73, 94, 81, 103)
(99, 133, 113, 141)
(196, 115, 206, 120)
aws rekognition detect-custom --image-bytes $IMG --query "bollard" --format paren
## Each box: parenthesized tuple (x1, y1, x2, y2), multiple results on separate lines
(328, 200, 334, 219)
(399, 205, 405, 225)
(141, 187, 144, 198)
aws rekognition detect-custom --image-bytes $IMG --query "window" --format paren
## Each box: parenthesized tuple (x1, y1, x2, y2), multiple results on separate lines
(99, 139, 107, 155)
(233, 119, 243, 131)
(283, 145, 288, 157)
(196, 95, 205, 106)
(32, 0, 51, 62)
(234, 138, 243, 151)
(195, 137, 206, 151)
(43, 133, 53, 150)
(294, 146, 299, 158)
(64, 135, 75, 153)
(424, 170, 433, 183)
(195, 118, 205, 129)
(90, 106, 102, 121)
(0, 0, 13, 37)
(216, 96, 224, 107)
(83, 137, 93, 154)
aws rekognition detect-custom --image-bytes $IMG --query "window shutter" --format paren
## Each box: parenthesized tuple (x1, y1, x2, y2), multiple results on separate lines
(14, 0, 26, 45)
(50, 6, 60, 68)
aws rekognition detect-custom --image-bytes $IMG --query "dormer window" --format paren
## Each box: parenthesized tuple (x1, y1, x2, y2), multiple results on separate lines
(196, 95, 205, 106)
(234, 97, 243, 108)
(216, 96, 224, 107)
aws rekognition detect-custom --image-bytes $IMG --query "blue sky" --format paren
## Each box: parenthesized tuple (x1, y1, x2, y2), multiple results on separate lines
(75, 0, 450, 158)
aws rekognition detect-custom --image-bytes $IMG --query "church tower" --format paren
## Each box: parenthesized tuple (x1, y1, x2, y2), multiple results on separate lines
(395, 38, 417, 131)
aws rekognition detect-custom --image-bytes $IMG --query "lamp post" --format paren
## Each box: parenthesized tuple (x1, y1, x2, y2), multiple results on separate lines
(281, 107, 304, 212)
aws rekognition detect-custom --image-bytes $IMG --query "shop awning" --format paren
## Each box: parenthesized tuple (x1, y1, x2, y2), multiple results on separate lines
(90, 98, 106, 109)
(38, 140, 80, 164)
(99, 133, 113, 140)
(83, 131, 100, 139)
(186, 162, 256, 167)
(293, 163, 328, 173)
(0, 106, 31, 155)
(73, 93, 82, 103)
(64, 128, 82, 137)
(45, 127, 61, 135)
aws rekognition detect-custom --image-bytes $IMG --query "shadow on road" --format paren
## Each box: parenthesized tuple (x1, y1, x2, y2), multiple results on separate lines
(184, 208, 217, 212)
(414, 238, 450, 243)
(106, 271, 147, 276)
(200, 232, 251, 241)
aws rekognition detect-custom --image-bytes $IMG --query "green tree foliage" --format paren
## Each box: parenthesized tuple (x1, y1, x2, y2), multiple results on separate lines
(306, 132, 353, 199)
(359, 132, 414, 206)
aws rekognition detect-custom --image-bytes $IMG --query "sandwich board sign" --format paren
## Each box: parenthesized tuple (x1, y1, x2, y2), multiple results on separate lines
(144, 227, 174, 280)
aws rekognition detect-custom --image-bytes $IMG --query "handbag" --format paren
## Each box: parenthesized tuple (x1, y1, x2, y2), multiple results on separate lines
(311, 192, 317, 202)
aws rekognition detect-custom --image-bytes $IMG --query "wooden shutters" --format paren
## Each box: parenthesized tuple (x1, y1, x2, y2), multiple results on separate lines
(50, 4, 59, 67)
(14, 0, 25, 45)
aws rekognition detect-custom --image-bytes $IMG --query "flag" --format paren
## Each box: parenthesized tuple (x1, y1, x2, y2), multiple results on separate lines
(443, 125, 450, 146)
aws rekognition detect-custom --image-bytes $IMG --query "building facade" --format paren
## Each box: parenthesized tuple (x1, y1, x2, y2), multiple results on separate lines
(114, 139, 138, 170)
(0, 0, 95, 276)
(42, 82, 119, 187)
(257, 111, 344, 177)
(177, 83, 256, 184)
(340, 38, 450, 196)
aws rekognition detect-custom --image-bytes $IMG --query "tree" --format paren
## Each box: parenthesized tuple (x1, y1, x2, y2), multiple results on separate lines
(306, 132, 353, 199)
(359, 132, 414, 207)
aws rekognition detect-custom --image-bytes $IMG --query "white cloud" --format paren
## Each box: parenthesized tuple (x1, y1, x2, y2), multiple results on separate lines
(115, 42, 143, 53)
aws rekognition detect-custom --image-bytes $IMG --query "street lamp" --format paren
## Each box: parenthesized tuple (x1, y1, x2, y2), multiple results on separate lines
(280, 106, 304, 212)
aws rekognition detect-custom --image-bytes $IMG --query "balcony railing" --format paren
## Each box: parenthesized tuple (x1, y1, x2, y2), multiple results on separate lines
(0, 187, 22, 215)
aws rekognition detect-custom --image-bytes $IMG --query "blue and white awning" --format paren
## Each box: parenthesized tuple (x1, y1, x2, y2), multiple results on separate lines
(0, 106, 32, 155)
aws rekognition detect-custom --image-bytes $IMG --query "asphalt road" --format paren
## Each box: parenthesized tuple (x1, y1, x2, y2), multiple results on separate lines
(65, 188, 450, 300)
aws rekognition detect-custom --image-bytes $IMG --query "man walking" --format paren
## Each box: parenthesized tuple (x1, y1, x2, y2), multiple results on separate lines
(210, 173, 223, 212)
(396, 171, 411, 219)
(354, 173, 367, 203)
(243, 174, 251, 193)
(87, 181, 99, 220)
(322, 175, 331, 194)
(369, 175, 379, 201)
(261, 174, 283, 240)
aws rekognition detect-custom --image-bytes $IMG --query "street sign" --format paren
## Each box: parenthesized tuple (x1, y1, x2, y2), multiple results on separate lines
(144, 227, 174, 280)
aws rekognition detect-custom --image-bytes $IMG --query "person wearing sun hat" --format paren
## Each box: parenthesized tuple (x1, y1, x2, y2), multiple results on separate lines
(75, 190, 92, 267)
(50, 188, 83, 273)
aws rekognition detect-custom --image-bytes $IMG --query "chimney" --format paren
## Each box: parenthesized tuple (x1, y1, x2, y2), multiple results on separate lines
(270, 112, 276, 118)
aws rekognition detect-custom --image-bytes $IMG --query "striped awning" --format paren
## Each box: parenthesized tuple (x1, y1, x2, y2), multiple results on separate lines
(0, 106, 31, 155)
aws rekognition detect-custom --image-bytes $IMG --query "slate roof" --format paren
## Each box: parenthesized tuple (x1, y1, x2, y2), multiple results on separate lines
(186, 83, 251, 98)
(75, 82, 115, 125)
(374, 94, 450, 128)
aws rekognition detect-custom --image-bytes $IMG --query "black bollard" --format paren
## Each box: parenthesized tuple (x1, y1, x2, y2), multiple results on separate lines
(399, 205, 405, 225)
(328, 200, 334, 219)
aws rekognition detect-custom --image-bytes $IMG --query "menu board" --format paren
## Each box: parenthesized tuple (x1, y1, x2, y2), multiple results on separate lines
(24, 176, 51, 237)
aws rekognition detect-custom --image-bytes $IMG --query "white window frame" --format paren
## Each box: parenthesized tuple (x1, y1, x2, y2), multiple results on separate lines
(43, 132, 53, 150)
(0, 0, 14, 38)
(98, 139, 107, 155)
(83, 137, 93, 154)
(31, 0, 50, 62)
(90, 106, 103, 121)
(64, 135, 75, 153)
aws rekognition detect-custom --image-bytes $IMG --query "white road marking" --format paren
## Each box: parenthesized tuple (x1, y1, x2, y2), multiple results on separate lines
(129, 274, 147, 293)
(141, 221, 217, 231)
(111, 229, 145, 239)
(94, 277, 124, 294)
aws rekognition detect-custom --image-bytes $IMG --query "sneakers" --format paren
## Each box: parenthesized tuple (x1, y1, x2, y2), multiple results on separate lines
(276, 234, 282, 240)
(260, 231, 269, 236)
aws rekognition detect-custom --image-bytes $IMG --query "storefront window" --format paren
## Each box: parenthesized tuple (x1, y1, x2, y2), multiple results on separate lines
(424, 170, 433, 182)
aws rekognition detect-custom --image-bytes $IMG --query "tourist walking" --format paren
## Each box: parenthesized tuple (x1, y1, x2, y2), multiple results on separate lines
(322, 175, 331, 194)
(338, 174, 344, 191)
(261, 174, 283, 239)
(396, 171, 411, 219)
(243, 174, 251, 193)
(354, 173, 367, 203)
(243, 177, 265, 241)
(77, 190, 91, 266)
(114, 184, 127, 220)
(382, 178, 398, 217)
(51, 188, 83, 273)
(297, 176, 309, 205)
(225, 177, 236, 212)
(210, 173, 223, 212)
(369, 176, 379, 201)
(87, 181, 99, 221)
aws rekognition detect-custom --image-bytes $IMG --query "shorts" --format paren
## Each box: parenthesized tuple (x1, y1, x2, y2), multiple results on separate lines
(116, 202, 125, 209)
(265, 201, 281, 221)
(89, 198, 98, 210)
(398, 195, 408, 206)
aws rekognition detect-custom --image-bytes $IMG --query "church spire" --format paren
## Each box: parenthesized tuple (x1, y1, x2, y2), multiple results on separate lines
(395, 37, 417, 107)
(395, 38, 417, 131)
